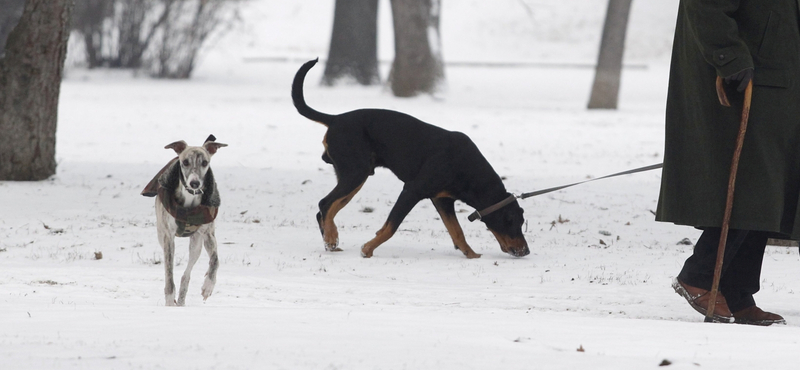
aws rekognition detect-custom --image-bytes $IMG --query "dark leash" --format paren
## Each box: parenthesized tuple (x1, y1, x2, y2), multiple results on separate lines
(467, 163, 664, 222)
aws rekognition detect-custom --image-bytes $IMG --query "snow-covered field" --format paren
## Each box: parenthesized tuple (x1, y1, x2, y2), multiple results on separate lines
(3, 1, 800, 369)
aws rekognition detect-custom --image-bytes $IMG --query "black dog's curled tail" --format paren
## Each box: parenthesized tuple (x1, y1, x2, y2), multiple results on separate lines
(292, 58, 335, 126)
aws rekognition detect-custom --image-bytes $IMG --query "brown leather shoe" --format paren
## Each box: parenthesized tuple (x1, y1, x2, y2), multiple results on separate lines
(672, 278, 734, 323)
(733, 306, 786, 326)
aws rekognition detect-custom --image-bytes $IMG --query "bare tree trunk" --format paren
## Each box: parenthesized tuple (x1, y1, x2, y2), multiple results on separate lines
(0, 0, 74, 181)
(587, 0, 632, 110)
(322, 0, 380, 86)
(0, 0, 26, 59)
(389, 0, 444, 97)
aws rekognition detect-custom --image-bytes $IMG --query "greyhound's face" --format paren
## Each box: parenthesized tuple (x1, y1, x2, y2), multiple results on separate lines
(165, 140, 227, 192)
(481, 199, 530, 257)
(179, 147, 211, 191)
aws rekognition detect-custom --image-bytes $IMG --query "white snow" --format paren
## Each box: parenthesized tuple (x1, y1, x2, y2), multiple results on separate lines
(3, 1, 800, 369)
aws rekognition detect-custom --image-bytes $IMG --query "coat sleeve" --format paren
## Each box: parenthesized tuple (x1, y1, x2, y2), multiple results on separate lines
(682, 0, 753, 78)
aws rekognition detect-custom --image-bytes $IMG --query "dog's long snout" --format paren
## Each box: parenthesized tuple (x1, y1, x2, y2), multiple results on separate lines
(490, 230, 530, 258)
(509, 244, 530, 257)
(190, 180, 201, 189)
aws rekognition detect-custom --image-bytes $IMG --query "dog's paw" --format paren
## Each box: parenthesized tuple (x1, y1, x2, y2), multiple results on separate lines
(360, 245, 373, 258)
(465, 252, 482, 259)
(201, 279, 215, 300)
(324, 240, 342, 252)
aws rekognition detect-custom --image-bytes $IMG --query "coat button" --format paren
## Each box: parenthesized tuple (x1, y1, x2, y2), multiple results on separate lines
(719, 54, 726, 60)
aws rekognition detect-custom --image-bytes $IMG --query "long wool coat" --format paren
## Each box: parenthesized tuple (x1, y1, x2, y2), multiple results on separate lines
(656, 0, 800, 238)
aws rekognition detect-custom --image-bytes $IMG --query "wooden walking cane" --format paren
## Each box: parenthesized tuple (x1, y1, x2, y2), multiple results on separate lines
(705, 77, 753, 323)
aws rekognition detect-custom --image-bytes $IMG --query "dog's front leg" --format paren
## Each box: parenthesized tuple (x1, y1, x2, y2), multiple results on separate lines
(318, 174, 368, 252)
(361, 189, 421, 258)
(159, 230, 177, 306)
(177, 232, 204, 306)
(431, 197, 481, 259)
(201, 226, 219, 301)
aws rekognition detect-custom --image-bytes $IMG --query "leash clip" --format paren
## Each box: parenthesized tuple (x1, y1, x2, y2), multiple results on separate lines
(467, 193, 518, 222)
(468, 210, 483, 222)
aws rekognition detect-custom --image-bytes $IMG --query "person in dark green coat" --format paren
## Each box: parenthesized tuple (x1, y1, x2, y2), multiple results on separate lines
(657, 0, 798, 325)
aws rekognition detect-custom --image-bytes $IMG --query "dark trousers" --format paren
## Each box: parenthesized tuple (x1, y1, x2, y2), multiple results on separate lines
(677, 228, 768, 312)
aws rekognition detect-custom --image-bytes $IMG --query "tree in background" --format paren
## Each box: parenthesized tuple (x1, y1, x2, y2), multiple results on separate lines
(323, 0, 380, 86)
(150, 0, 233, 78)
(71, 0, 115, 68)
(389, 0, 444, 97)
(587, 0, 633, 109)
(70, 0, 238, 78)
(71, 0, 172, 69)
(0, 0, 74, 180)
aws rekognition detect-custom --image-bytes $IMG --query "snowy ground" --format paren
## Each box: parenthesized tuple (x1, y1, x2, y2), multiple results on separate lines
(3, 1, 800, 369)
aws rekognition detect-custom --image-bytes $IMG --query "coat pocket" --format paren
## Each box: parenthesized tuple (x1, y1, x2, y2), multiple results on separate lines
(754, 68, 789, 88)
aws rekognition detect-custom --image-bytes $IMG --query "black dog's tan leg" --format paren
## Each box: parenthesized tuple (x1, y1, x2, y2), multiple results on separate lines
(177, 232, 204, 306)
(361, 222, 396, 258)
(362, 156, 457, 258)
(432, 197, 481, 259)
(201, 227, 219, 301)
(361, 189, 422, 258)
(318, 174, 367, 252)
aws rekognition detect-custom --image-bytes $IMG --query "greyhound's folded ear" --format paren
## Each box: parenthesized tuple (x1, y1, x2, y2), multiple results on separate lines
(165, 140, 188, 154)
(204, 134, 217, 143)
(204, 141, 228, 155)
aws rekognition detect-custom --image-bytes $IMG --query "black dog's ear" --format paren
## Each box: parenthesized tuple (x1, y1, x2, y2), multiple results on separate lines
(165, 140, 188, 154)
(204, 141, 227, 155)
(204, 134, 217, 143)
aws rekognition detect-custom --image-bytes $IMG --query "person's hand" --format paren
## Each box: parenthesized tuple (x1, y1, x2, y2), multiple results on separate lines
(724, 68, 754, 92)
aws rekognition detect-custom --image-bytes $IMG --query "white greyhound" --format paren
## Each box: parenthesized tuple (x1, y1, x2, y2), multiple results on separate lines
(142, 135, 227, 306)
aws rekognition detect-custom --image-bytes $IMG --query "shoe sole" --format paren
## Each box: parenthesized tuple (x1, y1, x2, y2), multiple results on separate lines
(672, 278, 734, 323)
(734, 318, 787, 326)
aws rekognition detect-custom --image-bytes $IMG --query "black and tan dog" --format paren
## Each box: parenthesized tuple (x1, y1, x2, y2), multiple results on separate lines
(292, 59, 529, 258)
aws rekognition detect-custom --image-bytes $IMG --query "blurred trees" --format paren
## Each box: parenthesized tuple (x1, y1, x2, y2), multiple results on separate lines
(388, 0, 444, 97)
(322, 0, 380, 86)
(0, 0, 73, 180)
(72, 0, 156, 69)
(72, 0, 115, 68)
(587, 0, 632, 109)
(323, 0, 445, 97)
(151, 0, 233, 78)
(70, 0, 239, 78)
